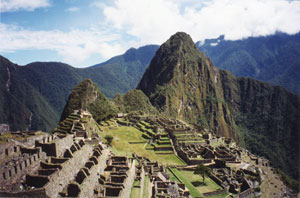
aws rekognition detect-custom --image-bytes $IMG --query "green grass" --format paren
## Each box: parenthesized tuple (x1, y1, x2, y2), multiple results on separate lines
(100, 126, 185, 165)
(152, 143, 172, 147)
(143, 176, 150, 198)
(130, 180, 141, 198)
(166, 168, 181, 183)
(178, 170, 221, 193)
(168, 168, 225, 197)
(169, 168, 202, 197)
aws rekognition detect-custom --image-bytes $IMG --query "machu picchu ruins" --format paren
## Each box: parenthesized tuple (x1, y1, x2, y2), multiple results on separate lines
(0, 109, 295, 198)
(1, 31, 299, 198)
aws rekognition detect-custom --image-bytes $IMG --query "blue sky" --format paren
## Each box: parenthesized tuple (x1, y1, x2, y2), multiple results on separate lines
(1, 0, 300, 67)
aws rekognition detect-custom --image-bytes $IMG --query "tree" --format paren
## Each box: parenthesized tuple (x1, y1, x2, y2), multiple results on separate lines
(194, 164, 211, 184)
(104, 135, 113, 145)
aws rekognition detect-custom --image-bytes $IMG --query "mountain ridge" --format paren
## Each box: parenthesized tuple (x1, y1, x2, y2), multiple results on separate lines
(197, 32, 300, 95)
(137, 32, 300, 180)
(0, 45, 158, 131)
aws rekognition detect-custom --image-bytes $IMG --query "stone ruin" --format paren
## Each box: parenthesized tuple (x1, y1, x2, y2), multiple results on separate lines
(94, 155, 136, 198)
(0, 124, 10, 134)
(0, 111, 283, 198)
(0, 130, 111, 198)
(133, 153, 191, 198)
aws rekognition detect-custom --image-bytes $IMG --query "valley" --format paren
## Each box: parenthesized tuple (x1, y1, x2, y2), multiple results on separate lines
(0, 32, 299, 197)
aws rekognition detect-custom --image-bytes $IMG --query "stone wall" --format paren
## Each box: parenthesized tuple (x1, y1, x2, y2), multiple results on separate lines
(0, 147, 46, 184)
(78, 147, 109, 198)
(34, 134, 73, 157)
(43, 143, 92, 198)
(238, 188, 255, 198)
(121, 159, 136, 198)
(139, 167, 145, 198)
(203, 189, 226, 197)
(0, 188, 46, 197)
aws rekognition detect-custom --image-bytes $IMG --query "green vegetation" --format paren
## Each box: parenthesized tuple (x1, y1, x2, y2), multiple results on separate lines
(0, 56, 60, 131)
(169, 168, 202, 197)
(198, 32, 300, 95)
(194, 164, 211, 183)
(100, 125, 185, 165)
(143, 176, 150, 198)
(275, 168, 300, 193)
(104, 135, 113, 145)
(130, 180, 140, 198)
(114, 89, 157, 115)
(137, 32, 300, 181)
(60, 79, 117, 123)
(168, 168, 224, 197)
(0, 45, 158, 131)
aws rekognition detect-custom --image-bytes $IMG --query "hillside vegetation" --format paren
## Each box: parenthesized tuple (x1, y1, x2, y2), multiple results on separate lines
(137, 32, 300, 180)
(198, 32, 300, 95)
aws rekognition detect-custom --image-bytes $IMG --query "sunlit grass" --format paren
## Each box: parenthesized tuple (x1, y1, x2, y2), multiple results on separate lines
(100, 126, 185, 165)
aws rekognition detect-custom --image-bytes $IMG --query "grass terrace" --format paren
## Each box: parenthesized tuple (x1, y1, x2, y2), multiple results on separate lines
(100, 126, 185, 165)
(168, 168, 226, 198)
(130, 180, 140, 198)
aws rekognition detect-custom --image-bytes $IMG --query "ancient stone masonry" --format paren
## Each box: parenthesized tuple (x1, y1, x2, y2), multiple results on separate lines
(0, 127, 111, 198)
(0, 124, 10, 134)
(93, 155, 136, 198)
(0, 111, 291, 197)
(127, 115, 267, 197)
(62, 143, 109, 198)
(53, 110, 101, 138)
(133, 153, 191, 198)
(24, 135, 94, 198)
(0, 131, 49, 192)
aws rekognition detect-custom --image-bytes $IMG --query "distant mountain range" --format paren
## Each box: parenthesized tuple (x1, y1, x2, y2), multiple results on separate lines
(197, 32, 300, 95)
(0, 45, 158, 131)
(0, 32, 299, 133)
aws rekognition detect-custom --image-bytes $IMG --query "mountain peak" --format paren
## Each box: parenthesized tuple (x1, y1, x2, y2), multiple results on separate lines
(60, 79, 116, 122)
(161, 32, 198, 54)
(168, 32, 194, 43)
(137, 32, 204, 95)
(137, 32, 236, 138)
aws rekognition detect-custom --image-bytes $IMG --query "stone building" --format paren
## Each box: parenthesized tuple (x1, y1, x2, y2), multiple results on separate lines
(0, 124, 9, 134)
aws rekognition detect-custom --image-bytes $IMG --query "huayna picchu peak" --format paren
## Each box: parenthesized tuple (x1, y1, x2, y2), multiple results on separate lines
(138, 32, 300, 182)
(138, 32, 237, 139)
(0, 32, 299, 198)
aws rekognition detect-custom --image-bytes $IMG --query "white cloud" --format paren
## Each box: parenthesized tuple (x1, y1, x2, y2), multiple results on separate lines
(0, 0, 50, 12)
(2, 0, 300, 67)
(102, 0, 300, 43)
(0, 23, 126, 67)
(65, 7, 80, 12)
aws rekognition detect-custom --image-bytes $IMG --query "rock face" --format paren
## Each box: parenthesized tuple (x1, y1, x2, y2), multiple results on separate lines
(137, 32, 300, 180)
(137, 32, 237, 139)
(60, 79, 116, 123)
